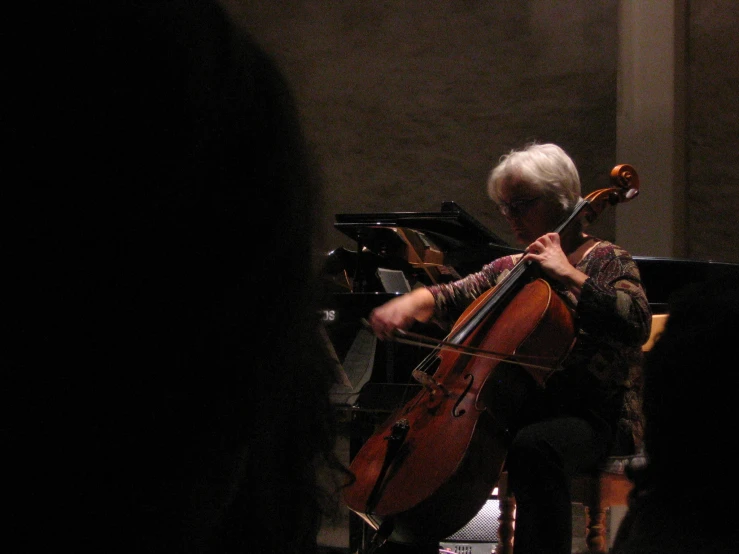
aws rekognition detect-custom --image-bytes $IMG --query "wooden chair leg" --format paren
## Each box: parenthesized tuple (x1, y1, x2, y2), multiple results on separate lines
(583, 502, 608, 554)
(495, 472, 515, 554)
(578, 474, 608, 554)
(581, 472, 634, 554)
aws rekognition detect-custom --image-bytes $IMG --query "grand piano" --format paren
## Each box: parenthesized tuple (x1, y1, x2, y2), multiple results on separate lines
(320, 202, 515, 406)
(321, 200, 739, 403)
(318, 201, 739, 552)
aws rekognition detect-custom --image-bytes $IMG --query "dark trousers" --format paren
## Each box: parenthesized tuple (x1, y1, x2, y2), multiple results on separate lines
(506, 415, 611, 554)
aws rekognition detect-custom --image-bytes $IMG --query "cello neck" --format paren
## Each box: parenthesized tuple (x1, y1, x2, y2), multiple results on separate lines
(450, 197, 590, 345)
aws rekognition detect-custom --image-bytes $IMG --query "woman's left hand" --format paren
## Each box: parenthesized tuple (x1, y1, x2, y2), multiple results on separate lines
(523, 232, 587, 294)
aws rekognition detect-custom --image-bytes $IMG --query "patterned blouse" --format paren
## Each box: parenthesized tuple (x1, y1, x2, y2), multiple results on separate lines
(427, 240, 652, 454)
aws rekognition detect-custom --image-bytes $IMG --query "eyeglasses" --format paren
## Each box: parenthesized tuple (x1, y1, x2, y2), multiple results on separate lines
(497, 196, 542, 217)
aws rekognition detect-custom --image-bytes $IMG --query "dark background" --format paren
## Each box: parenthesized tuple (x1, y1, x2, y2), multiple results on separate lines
(220, 1, 739, 265)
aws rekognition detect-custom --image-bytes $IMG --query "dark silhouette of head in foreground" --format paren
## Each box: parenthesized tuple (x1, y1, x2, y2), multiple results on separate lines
(9, 2, 347, 552)
(612, 273, 739, 553)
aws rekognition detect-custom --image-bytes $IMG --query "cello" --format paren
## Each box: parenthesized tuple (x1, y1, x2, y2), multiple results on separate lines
(342, 164, 641, 548)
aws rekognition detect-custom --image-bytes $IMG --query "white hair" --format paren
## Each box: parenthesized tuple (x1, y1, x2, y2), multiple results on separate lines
(487, 143, 582, 212)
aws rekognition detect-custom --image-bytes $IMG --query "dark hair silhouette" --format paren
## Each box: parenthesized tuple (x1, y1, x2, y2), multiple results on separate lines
(9, 1, 347, 552)
(612, 273, 739, 552)
(641, 275, 738, 500)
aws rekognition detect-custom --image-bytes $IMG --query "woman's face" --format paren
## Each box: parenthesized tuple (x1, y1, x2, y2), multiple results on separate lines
(498, 177, 561, 245)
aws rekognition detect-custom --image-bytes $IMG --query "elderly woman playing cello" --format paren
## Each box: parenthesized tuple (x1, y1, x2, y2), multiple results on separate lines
(367, 142, 652, 554)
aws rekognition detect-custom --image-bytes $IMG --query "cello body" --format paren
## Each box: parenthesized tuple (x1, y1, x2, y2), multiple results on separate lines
(343, 278, 576, 543)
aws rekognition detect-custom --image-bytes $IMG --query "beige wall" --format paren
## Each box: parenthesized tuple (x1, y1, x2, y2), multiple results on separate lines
(685, 0, 739, 263)
(221, 0, 739, 265)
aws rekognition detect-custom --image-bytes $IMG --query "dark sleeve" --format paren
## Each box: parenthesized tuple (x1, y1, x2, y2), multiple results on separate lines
(577, 245, 652, 347)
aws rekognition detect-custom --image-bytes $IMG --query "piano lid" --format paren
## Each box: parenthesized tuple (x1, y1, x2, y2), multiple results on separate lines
(327, 201, 739, 307)
(334, 201, 520, 278)
(633, 256, 739, 313)
(335, 201, 512, 249)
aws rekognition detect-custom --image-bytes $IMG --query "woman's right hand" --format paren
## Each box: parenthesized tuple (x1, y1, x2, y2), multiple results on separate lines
(367, 287, 435, 340)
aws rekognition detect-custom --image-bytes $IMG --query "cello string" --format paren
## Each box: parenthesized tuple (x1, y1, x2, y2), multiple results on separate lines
(390, 330, 562, 373)
(359, 317, 561, 372)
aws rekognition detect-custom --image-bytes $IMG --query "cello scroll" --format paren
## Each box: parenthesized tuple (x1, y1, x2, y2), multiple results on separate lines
(581, 164, 640, 226)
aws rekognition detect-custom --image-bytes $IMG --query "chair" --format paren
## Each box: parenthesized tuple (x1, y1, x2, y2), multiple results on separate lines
(494, 313, 668, 554)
